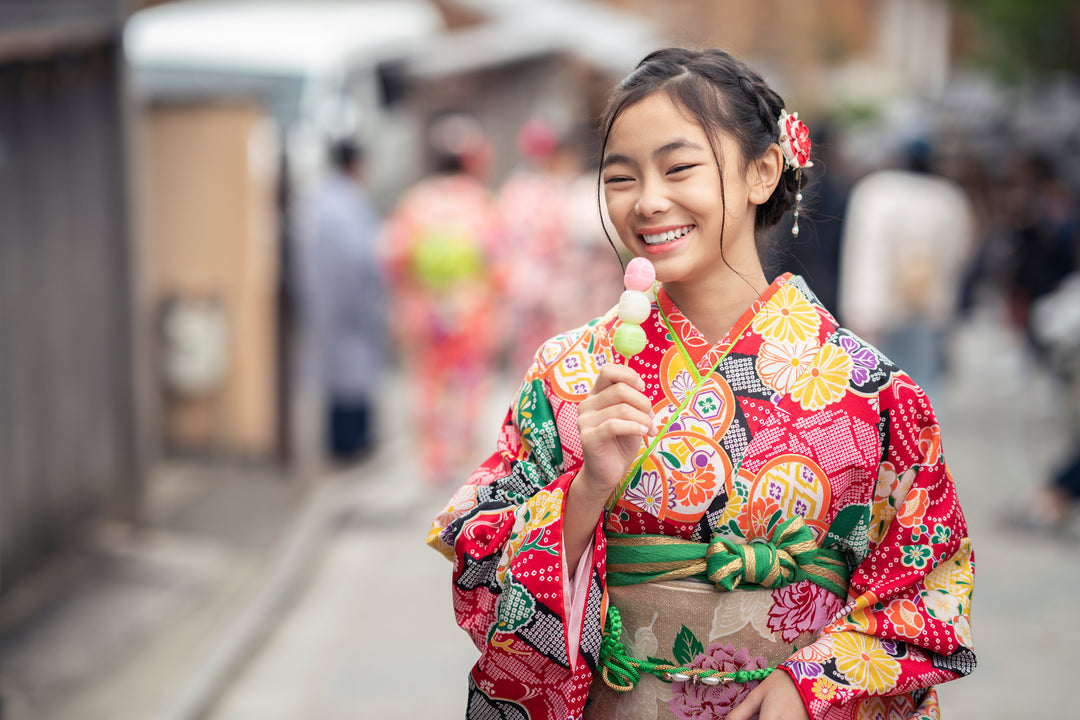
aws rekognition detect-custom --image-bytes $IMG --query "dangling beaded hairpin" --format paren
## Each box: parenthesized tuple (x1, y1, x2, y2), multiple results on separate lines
(777, 110, 813, 237)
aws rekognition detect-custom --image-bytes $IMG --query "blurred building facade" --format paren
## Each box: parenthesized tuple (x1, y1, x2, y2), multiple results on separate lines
(0, 0, 161, 595)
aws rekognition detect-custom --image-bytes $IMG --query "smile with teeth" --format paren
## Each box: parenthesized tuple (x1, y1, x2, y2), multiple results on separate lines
(641, 225, 693, 245)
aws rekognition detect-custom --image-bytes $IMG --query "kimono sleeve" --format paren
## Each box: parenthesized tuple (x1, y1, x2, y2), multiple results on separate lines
(779, 375, 976, 719)
(426, 367, 608, 714)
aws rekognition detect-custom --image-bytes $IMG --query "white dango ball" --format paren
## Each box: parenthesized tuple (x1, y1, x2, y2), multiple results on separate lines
(617, 290, 651, 325)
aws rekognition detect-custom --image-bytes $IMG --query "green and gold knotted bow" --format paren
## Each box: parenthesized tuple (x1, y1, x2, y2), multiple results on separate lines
(606, 514, 849, 601)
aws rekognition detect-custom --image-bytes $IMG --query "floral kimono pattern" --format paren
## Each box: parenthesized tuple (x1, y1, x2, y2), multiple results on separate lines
(428, 274, 975, 720)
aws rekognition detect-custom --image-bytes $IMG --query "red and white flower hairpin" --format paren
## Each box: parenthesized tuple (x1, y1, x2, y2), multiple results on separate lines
(778, 110, 813, 170)
(777, 110, 812, 236)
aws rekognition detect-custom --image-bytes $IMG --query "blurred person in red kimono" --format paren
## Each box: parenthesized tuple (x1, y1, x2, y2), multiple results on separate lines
(429, 48, 974, 720)
(383, 113, 505, 485)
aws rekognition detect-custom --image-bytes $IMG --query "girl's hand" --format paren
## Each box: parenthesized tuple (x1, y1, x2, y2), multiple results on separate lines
(726, 670, 810, 720)
(564, 362, 657, 569)
(575, 361, 657, 502)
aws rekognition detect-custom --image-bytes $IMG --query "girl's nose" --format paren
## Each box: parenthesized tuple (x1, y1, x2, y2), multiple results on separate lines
(633, 180, 670, 217)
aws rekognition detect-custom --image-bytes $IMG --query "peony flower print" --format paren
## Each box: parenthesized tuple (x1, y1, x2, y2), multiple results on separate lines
(667, 643, 768, 720)
(918, 424, 942, 466)
(766, 580, 845, 643)
(896, 487, 930, 529)
(884, 598, 927, 639)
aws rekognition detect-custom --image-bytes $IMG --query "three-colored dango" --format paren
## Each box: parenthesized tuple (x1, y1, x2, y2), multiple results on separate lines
(613, 257, 655, 360)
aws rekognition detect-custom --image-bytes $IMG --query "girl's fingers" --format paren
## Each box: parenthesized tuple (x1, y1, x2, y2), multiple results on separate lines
(585, 385, 655, 420)
(580, 417, 653, 443)
(580, 404, 656, 437)
(583, 366, 654, 417)
(590, 361, 645, 395)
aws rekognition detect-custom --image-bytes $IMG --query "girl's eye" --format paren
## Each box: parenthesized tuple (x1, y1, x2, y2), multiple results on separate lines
(604, 176, 633, 185)
(668, 164, 695, 175)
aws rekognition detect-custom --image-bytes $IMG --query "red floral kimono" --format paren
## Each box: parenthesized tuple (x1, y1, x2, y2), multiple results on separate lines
(428, 274, 975, 719)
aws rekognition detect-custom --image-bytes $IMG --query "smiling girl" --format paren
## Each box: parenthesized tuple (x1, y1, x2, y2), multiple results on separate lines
(429, 48, 975, 720)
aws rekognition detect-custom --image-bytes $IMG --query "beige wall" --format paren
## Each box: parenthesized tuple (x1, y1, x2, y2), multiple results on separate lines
(142, 101, 279, 457)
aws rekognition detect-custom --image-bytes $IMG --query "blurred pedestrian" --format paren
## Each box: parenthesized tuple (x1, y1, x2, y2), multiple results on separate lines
(561, 155, 625, 330)
(296, 139, 387, 464)
(429, 48, 974, 720)
(838, 139, 975, 400)
(1005, 154, 1080, 532)
(497, 119, 593, 375)
(382, 113, 504, 485)
(1004, 152, 1078, 359)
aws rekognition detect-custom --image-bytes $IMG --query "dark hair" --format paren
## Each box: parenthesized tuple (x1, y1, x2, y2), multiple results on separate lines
(598, 48, 804, 255)
(330, 139, 362, 172)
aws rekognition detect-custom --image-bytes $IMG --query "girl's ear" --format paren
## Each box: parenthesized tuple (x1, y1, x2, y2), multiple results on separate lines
(747, 144, 784, 206)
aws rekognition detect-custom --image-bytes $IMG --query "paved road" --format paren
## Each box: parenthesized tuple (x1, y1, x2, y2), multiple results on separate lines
(210, 302, 1080, 719)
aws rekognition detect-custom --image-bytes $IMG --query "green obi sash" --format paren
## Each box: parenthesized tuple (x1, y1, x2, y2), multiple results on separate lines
(606, 514, 849, 598)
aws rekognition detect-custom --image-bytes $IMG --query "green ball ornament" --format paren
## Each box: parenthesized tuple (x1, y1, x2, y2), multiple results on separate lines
(613, 323, 647, 359)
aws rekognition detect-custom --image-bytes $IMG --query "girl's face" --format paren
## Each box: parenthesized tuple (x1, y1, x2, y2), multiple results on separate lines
(602, 91, 760, 287)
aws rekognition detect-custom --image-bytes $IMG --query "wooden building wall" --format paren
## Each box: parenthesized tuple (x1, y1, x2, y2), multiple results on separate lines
(0, 41, 139, 595)
(140, 101, 280, 458)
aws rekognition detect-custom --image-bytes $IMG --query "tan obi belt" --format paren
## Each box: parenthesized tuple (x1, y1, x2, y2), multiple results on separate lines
(585, 515, 850, 720)
(586, 580, 820, 720)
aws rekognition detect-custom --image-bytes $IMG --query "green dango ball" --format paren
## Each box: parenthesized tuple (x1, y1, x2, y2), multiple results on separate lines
(614, 323, 647, 359)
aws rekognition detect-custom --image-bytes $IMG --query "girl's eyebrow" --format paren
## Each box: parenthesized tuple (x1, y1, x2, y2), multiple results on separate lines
(602, 138, 705, 169)
(654, 138, 705, 158)
(601, 152, 632, 170)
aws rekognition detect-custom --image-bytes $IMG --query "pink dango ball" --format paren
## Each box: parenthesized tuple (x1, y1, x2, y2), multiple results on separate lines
(623, 256, 655, 293)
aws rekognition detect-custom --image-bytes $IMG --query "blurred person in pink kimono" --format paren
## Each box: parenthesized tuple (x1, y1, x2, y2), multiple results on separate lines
(497, 119, 581, 376)
(498, 119, 625, 377)
(383, 113, 505, 485)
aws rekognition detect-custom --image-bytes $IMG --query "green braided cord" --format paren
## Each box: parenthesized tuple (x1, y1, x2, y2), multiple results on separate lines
(607, 514, 850, 599)
(599, 606, 775, 693)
